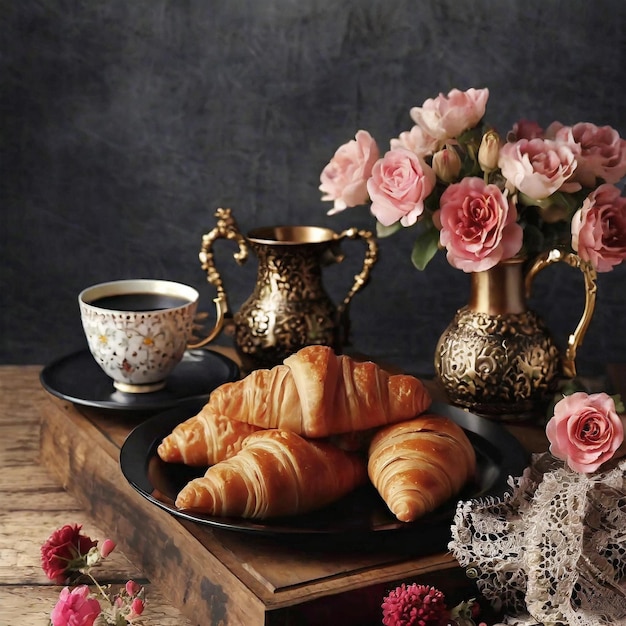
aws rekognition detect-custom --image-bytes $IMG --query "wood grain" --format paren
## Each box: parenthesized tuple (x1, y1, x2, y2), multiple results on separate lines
(0, 365, 193, 625)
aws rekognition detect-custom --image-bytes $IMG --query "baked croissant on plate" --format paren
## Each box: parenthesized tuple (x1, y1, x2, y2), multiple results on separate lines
(368, 414, 476, 523)
(175, 429, 368, 519)
(205, 345, 431, 438)
(156, 405, 261, 466)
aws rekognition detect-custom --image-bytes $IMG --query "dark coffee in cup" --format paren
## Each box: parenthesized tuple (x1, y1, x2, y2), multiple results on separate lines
(89, 293, 191, 312)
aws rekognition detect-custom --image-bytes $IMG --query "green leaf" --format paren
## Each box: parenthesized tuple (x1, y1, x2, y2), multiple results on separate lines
(375, 222, 402, 238)
(411, 227, 440, 270)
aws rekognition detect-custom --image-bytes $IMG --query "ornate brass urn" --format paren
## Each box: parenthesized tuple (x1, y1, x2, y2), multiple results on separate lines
(197, 208, 378, 372)
(434, 250, 597, 420)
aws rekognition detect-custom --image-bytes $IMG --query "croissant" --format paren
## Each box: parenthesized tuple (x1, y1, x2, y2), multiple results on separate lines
(205, 345, 431, 438)
(175, 429, 368, 518)
(368, 414, 476, 523)
(156, 405, 262, 466)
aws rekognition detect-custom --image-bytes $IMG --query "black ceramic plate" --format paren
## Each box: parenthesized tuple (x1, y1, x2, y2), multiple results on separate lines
(40, 349, 240, 412)
(120, 401, 529, 539)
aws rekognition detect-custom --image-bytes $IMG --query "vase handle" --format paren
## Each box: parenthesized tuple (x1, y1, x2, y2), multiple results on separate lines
(524, 248, 597, 379)
(188, 207, 248, 349)
(335, 227, 379, 313)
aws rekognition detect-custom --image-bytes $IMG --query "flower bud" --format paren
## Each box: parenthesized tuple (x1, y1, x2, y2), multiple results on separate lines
(126, 580, 142, 597)
(100, 538, 116, 558)
(478, 130, 500, 173)
(432, 146, 461, 183)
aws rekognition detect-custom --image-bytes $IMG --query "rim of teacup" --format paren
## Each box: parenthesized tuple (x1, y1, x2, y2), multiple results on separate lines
(78, 279, 199, 312)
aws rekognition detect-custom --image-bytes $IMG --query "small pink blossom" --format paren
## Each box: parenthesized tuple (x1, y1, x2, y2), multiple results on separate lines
(390, 124, 439, 158)
(435, 176, 523, 272)
(367, 148, 436, 227)
(498, 137, 579, 200)
(319, 130, 380, 213)
(571, 183, 626, 272)
(50, 585, 101, 626)
(410, 87, 489, 141)
(99, 539, 116, 558)
(546, 392, 624, 473)
(549, 121, 626, 187)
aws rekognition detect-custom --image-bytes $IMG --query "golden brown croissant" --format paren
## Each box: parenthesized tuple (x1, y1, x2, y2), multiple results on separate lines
(367, 414, 476, 523)
(175, 429, 368, 518)
(156, 405, 262, 466)
(205, 345, 431, 438)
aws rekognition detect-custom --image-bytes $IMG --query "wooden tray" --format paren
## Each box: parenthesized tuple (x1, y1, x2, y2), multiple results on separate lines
(38, 394, 478, 626)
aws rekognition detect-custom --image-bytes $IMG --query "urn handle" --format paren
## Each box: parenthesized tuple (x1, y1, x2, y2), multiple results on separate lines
(335, 227, 379, 315)
(188, 207, 248, 348)
(524, 248, 597, 379)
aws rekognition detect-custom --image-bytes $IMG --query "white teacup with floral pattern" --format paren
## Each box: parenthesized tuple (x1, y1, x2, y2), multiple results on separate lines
(79, 279, 199, 393)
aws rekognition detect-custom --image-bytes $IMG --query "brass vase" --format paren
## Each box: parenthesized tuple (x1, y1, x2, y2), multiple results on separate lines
(197, 208, 378, 373)
(434, 250, 597, 421)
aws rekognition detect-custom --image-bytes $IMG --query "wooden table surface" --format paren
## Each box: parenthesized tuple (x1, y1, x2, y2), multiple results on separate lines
(3, 360, 623, 625)
(0, 364, 194, 625)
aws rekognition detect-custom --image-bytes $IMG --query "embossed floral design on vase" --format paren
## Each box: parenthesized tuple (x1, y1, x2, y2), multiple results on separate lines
(434, 254, 596, 420)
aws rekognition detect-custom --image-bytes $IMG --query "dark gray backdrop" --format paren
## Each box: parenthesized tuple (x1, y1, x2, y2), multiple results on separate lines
(3, 0, 626, 377)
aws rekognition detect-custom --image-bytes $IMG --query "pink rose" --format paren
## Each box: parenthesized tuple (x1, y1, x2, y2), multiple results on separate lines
(50, 586, 101, 626)
(390, 124, 439, 158)
(571, 183, 626, 272)
(410, 87, 489, 141)
(319, 130, 380, 214)
(367, 148, 436, 227)
(435, 177, 523, 272)
(549, 121, 626, 187)
(510, 119, 544, 141)
(498, 138, 579, 200)
(546, 392, 624, 473)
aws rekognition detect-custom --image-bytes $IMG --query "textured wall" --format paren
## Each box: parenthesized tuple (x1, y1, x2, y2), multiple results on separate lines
(3, 0, 626, 377)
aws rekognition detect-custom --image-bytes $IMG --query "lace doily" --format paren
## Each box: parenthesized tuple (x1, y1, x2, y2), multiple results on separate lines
(449, 452, 626, 626)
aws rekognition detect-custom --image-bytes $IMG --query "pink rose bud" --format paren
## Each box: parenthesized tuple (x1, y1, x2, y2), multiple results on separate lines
(126, 580, 142, 597)
(478, 130, 500, 173)
(127, 597, 145, 621)
(432, 146, 461, 183)
(100, 539, 116, 558)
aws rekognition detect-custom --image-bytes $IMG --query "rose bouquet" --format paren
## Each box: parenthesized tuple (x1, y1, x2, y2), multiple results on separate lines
(320, 87, 626, 274)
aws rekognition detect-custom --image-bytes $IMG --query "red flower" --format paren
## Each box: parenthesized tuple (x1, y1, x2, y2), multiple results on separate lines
(382, 583, 448, 626)
(41, 524, 98, 583)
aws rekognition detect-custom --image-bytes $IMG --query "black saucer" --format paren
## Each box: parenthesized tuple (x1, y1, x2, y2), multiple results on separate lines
(40, 348, 240, 413)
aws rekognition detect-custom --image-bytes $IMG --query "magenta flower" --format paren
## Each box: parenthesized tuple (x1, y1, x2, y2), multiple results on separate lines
(50, 585, 101, 626)
(381, 583, 448, 626)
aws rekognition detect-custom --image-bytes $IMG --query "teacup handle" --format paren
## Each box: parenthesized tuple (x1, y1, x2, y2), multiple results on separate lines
(335, 227, 379, 317)
(524, 248, 597, 379)
(187, 208, 248, 349)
